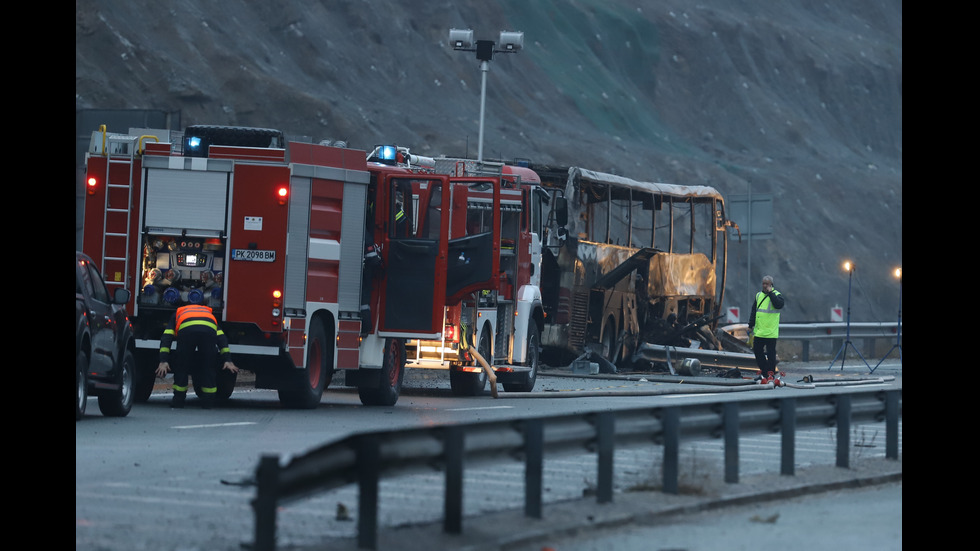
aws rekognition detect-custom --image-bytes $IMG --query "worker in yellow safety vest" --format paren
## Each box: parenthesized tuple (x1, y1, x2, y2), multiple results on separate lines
(748, 275, 786, 378)
(155, 304, 238, 408)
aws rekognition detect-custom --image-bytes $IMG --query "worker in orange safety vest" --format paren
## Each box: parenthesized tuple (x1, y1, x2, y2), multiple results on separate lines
(155, 304, 238, 408)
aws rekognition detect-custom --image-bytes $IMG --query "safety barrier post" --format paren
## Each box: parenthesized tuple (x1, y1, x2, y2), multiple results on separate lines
(835, 395, 852, 468)
(524, 419, 544, 518)
(357, 436, 381, 550)
(723, 403, 739, 484)
(443, 426, 465, 534)
(885, 391, 899, 460)
(780, 399, 797, 476)
(596, 412, 614, 503)
(253, 454, 280, 551)
(662, 408, 680, 494)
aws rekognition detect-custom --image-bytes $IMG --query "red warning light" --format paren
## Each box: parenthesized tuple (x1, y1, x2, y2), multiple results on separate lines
(277, 186, 288, 205)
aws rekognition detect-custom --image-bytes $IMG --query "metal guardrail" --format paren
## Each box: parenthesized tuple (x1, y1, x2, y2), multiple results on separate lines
(250, 386, 902, 550)
(722, 322, 902, 362)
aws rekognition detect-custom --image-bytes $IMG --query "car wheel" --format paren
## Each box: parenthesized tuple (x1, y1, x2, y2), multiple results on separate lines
(77, 351, 89, 421)
(132, 350, 156, 403)
(98, 349, 134, 417)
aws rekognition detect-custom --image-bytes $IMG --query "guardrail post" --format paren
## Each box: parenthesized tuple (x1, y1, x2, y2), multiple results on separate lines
(885, 391, 899, 460)
(662, 407, 679, 495)
(357, 436, 381, 550)
(524, 419, 544, 518)
(801, 341, 810, 362)
(444, 426, 464, 534)
(836, 395, 852, 468)
(723, 402, 739, 484)
(596, 412, 614, 503)
(253, 454, 279, 551)
(780, 398, 796, 476)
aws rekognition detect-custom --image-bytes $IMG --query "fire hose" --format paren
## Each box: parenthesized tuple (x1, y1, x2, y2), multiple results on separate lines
(459, 320, 499, 398)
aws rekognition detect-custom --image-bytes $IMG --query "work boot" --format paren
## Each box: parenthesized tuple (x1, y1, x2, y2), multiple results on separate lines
(171, 390, 186, 409)
(201, 394, 215, 410)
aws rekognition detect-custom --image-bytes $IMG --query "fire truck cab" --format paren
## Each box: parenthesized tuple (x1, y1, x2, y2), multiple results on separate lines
(404, 157, 550, 395)
(82, 125, 472, 408)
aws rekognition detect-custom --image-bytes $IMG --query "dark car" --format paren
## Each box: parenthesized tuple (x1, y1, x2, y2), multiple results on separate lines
(76, 251, 135, 420)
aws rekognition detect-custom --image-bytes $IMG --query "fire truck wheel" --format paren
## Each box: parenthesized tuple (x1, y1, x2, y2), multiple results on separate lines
(216, 367, 237, 401)
(504, 322, 539, 392)
(77, 351, 89, 421)
(98, 349, 134, 417)
(279, 316, 330, 409)
(450, 327, 491, 396)
(359, 338, 405, 406)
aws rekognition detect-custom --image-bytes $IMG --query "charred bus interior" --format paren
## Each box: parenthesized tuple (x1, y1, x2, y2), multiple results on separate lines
(529, 164, 730, 370)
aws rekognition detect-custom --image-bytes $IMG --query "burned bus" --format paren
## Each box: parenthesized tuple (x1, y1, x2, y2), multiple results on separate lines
(532, 165, 736, 369)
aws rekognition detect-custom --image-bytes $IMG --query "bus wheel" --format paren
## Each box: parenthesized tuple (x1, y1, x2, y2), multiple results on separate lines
(359, 338, 405, 406)
(601, 317, 620, 364)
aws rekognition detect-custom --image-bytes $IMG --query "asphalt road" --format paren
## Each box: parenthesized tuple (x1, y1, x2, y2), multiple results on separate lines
(509, 480, 902, 551)
(77, 359, 901, 551)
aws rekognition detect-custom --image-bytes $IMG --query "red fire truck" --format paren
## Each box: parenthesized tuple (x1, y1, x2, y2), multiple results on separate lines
(402, 156, 549, 395)
(81, 125, 509, 408)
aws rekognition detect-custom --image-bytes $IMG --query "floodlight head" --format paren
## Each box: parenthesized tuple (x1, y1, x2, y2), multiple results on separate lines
(893, 267, 902, 279)
(843, 261, 854, 272)
(498, 31, 524, 52)
(449, 28, 474, 50)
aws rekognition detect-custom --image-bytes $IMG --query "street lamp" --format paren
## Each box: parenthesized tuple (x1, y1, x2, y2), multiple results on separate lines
(828, 260, 872, 372)
(449, 28, 524, 163)
(872, 267, 902, 373)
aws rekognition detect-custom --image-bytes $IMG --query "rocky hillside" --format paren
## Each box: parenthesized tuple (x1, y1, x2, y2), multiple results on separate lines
(75, 0, 902, 324)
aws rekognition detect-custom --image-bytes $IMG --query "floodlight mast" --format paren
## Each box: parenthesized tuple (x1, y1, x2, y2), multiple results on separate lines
(449, 28, 524, 163)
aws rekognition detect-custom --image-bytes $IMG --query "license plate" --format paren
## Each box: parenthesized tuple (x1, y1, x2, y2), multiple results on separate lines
(231, 249, 276, 262)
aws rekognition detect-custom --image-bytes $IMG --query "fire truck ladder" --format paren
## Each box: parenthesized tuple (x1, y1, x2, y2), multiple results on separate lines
(99, 133, 139, 291)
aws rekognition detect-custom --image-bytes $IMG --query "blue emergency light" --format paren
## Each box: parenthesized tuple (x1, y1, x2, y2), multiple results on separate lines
(380, 145, 397, 162)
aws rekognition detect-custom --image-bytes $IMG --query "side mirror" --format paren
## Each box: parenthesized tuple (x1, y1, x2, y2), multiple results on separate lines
(113, 288, 132, 305)
(554, 196, 568, 227)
